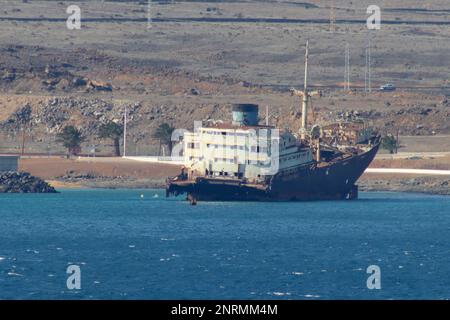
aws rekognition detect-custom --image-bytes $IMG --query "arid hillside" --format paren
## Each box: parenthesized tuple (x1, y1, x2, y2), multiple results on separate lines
(0, 0, 449, 155)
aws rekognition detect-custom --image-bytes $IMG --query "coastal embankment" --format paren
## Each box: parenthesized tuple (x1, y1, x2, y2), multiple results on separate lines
(15, 155, 450, 195)
(359, 155, 450, 195)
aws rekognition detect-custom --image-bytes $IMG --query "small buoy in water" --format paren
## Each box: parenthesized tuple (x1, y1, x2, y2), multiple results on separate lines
(140, 194, 144, 199)
(187, 194, 197, 205)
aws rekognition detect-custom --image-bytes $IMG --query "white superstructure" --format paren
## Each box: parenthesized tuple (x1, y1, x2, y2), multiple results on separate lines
(183, 119, 313, 181)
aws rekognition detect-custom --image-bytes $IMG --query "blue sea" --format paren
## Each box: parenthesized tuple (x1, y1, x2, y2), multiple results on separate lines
(0, 189, 449, 300)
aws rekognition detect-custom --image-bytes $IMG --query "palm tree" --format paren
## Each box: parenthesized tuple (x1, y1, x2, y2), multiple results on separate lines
(381, 134, 398, 154)
(13, 104, 32, 155)
(98, 121, 123, 157)
(56, 125, 84, 156)
(153, 123, 175, 156)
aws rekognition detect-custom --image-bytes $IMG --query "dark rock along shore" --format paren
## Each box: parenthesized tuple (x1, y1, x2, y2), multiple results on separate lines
(0, 171, 57, 193)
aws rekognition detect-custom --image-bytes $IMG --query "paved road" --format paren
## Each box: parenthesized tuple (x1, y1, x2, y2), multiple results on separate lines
(4, 15, 450, 26)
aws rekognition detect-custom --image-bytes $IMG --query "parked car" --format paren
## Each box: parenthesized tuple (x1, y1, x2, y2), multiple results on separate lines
(379, 83, 396, 92)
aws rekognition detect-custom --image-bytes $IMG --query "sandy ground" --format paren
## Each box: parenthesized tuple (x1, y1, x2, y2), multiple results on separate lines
(371, 156, 450, 170)
(19, 157, 180, 179)
(19, 157, 181, 188)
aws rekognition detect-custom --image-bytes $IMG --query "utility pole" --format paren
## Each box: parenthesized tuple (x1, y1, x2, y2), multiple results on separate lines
(344, 43, 350, 91)
(147, 0, 152, 29)
(21, 126, 26, 156)
(330, 0, 336, 32)
(368, 35, 372, 93)
(123, 105, 127, 157)
(365, 32, 372, 93)
(396, 128, 399, 154)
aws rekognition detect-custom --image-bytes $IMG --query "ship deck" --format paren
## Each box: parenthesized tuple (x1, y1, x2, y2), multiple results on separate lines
(168, 176, 267, 190)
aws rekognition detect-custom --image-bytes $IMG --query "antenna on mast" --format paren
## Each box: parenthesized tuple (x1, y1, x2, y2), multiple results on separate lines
(290, 41, 320, 140)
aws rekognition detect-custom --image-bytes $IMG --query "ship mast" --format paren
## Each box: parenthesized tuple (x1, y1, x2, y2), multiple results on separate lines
(291, 41, 320, 140)
(301, 40, 309, 139)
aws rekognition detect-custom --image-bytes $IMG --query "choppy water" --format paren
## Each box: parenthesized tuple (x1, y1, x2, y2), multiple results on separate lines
(0, 189, 449, 300)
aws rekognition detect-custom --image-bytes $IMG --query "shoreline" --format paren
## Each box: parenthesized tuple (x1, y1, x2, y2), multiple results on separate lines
(358, 184, 450, 196)
(17, 157, 450, 196)
(46, 177, 450, 197)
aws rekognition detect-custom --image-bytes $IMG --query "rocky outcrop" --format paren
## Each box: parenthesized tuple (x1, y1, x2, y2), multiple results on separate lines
(0, 171, 57, 193)
(359, 176, 450, 196)
(0, 96, 142, 136)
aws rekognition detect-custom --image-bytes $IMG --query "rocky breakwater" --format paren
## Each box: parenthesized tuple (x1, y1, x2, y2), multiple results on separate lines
(359, 176, 450, 196)
(0, 171, 57, 193)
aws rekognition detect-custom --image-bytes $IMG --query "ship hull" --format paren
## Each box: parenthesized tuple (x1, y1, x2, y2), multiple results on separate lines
(167, 142, 379, 202)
